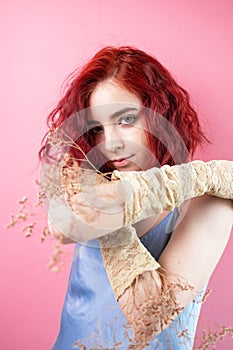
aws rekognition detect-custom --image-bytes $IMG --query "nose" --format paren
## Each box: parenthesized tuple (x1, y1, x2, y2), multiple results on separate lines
(103, 125, 124, 153)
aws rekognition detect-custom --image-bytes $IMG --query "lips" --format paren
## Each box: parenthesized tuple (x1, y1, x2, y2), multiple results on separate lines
(111, 156, 132, 168)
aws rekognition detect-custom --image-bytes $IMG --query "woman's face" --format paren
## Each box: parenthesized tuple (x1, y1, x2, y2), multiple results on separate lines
(87, 80, 156, 171)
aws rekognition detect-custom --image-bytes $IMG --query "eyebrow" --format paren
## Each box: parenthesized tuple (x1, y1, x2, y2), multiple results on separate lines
(86, 107, 139, 125)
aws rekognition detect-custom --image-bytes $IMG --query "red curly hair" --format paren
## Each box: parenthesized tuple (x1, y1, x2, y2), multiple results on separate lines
(40, 46, 209, 170)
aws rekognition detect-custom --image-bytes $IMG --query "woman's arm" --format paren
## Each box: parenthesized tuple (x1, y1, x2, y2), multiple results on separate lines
(117, 195, 233, 341)
(47, 157, 233, 342)
(52, 159, 233, 243)
(159, 195, 233, 305)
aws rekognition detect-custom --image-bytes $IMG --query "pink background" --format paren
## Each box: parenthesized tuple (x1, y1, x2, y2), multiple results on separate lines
(1, 0, 232, 349)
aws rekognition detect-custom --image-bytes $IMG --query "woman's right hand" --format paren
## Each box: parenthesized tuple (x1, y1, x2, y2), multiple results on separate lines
(47, 182, 125, 243)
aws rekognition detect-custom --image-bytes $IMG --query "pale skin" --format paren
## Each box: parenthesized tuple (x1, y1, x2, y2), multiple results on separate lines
(48, 79, 233, 337)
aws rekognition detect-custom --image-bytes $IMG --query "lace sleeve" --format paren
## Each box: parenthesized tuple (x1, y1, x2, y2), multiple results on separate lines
(112, 160, 233, 225)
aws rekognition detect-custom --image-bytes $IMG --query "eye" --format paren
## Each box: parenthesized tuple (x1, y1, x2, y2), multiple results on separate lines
(118, 114, 138, 126)
(88, 125, 103, 136)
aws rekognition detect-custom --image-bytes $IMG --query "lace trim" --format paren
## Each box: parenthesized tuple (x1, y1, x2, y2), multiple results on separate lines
(100, 235, 160, 299)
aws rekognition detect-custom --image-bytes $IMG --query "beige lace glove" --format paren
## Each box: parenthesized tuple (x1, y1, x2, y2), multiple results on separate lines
(112, 160, 233, 225)
(99, 226, 160, 299)
(59, 157, 233, 302)
(57, 157, 233, 343)
(57, 156, 160, 299)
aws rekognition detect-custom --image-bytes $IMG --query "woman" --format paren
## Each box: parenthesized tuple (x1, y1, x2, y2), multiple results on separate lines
(40, 46, 233, 349)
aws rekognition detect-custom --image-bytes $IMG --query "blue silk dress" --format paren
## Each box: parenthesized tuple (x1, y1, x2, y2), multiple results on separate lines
(52, 209, 205, 349)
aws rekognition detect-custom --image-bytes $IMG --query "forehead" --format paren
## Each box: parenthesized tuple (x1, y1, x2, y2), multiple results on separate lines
(88, 80, 141, 123)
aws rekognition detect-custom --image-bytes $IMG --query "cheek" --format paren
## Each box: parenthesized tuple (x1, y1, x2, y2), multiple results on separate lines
(92, 133, 104, 146)
(123, 129, 149, 153)
(138, 133, 156, 163)
(88, 134, 106, 156)
(134, 129, 151, 150)
(94, 138, 106, 155)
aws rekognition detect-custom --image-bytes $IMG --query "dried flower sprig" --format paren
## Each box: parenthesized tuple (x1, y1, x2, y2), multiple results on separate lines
(5, 121, 99, 272)
(5, 121, 233, 347)
(5, 184, 66, 272)
(47, 238, 69, 273)
(195, 323, 233, 349)
(46, 121, 111, 177)
(5, 196, 35, 236)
